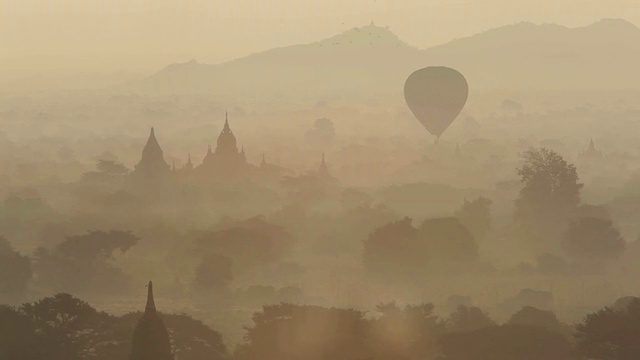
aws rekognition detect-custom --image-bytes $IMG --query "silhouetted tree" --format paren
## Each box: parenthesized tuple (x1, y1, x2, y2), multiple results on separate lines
(96, 159, 129, 174)
(455, 196, 492, 241)
(21, 293, 115, 360)
(0, 305, 40, 360)
(371, 301, 446, 359)
(364, 217, 478, 278)
(515, 147, 583, 252)
(563, 217, 625, 260)
(33, 230, 139, 295)
(440, 324, 572, 360)
(418, 217, 478, 263)
(446, 305, 496, 333)
(575, 298, 640, 360)
(304, 117, 336, 147)
(363, 217, 420, 277)
(0, 237, 32, 297)
(240, 303, 372, 360)
(507, 306, 569, 337)
(196, 216, 294, 270)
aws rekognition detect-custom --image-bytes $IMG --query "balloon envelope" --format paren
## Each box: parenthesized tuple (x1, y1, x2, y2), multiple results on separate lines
(404, 67, 468, 138)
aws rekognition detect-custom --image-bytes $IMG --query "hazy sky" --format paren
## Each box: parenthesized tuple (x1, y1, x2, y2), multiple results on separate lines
(1, 0, 640, 77)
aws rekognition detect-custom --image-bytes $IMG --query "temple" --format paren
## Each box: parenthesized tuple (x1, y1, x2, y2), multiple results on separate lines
(132, 127, 171, 180)
(128, 281, 174, 360)
(194, 112, 248, 182)
(129, 113, 330, 190)
(578, 138, 603, 162)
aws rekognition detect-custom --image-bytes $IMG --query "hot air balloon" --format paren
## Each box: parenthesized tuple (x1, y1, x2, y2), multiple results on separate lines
(404, 67, 468, 140)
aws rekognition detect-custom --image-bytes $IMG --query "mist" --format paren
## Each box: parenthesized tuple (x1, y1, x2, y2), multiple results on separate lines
(2, 2, 640, 360)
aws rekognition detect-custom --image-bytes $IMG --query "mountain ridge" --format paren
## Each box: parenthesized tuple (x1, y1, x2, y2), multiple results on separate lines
(129, 18, 640, 97)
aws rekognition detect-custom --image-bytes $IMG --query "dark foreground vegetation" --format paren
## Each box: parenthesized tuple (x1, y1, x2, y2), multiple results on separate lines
(2, 292, 640, 360)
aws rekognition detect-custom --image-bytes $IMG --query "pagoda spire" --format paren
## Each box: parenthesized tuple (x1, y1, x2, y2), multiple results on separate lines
(261, 152, 266, 167)
(319, 152, 330, 177)
(145, 281, 156, 315)
(223, 112, 231, 133)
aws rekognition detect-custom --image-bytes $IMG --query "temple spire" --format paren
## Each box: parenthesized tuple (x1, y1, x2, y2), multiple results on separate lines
(145, 281, 156, 315)
(588, 138, 596, 152)
(319, 152, 330, 177)
(261, 152, 266, 167)
(223, 112, 231, 133)
(185, 153, 193, 170)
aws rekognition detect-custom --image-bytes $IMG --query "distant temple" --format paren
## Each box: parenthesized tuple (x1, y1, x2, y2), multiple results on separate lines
(194, 113, 249, 182)
(129, 113, 306, 189)
(129, 281, 174, 360)
(132, 127, 171, 180)
(578, 138, 603, 162)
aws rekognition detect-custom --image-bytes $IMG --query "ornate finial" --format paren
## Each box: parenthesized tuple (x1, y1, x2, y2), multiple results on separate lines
(223, 112, 231, 133)
(145, 281, 156, 314)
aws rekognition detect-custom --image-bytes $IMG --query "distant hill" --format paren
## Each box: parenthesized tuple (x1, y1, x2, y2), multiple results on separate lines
(127, 19, 640, 98)
(424, 19, 640, 90)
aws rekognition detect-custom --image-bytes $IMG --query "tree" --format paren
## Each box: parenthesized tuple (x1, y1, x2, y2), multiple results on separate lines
(362, 217, 420, 278)
(515, 148, 583, 251)
(563, 217, 625, 261)
(56, 230, 139, 260)
(575, 298, 640, 360)
(507, 306, 569, 337)
(96, 160, 129, 174)
(193, 253, 233, 291)
(455, 197, 492, 241)
(21, 293, 115, 360)
(34, 230, 139, 295)
(418, 217, 479, 263)
(304, 117, 336, 147)
(446, 305, 496, 333)
(363, 217, 478, 279)
(371, 301, 446, 360)
(516, 148, 582, 218)
(0, 237, 32, 297)
(240, 303, 372, 360)
(196, 216, 294, 270)
(0, 305, 40, 360)
(440, 324, 572, 360)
